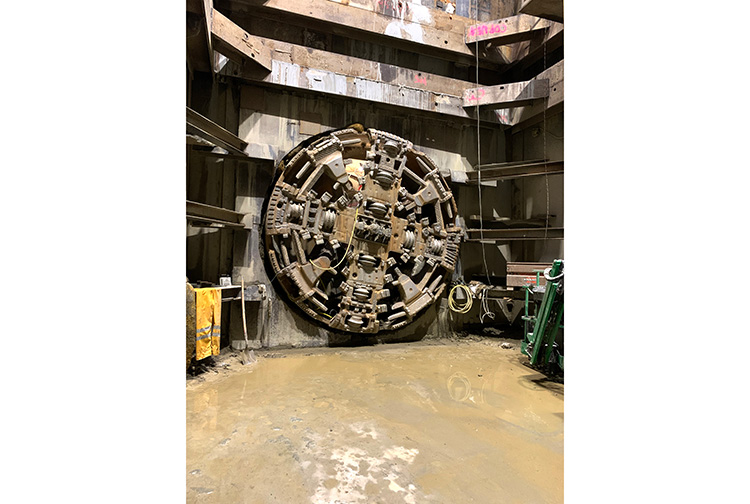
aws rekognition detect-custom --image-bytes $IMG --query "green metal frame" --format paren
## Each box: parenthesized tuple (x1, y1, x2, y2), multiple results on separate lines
(521, 259, 564, 374)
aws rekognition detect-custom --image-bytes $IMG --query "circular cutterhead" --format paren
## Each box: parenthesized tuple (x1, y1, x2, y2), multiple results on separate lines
(264, 128, 461, 333)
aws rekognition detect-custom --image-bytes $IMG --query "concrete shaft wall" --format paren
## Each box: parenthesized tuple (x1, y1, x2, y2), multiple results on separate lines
(510, 110, 564, 262)
(186, 1, 563, 348)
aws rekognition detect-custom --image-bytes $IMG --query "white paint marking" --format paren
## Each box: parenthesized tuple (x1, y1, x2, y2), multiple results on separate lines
(272, 60, 301, 87)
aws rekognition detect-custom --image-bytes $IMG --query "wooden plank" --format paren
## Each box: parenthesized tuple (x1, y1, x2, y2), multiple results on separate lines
(211, 9, 272, 71)
(463, 79, 548, 108)
(223, 0, 505, 67)
(519, 0, 564, 23)
(465, 14, 559, 45)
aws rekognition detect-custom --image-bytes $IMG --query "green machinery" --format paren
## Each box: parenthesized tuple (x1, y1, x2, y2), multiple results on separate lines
(521, 259, 564, 375)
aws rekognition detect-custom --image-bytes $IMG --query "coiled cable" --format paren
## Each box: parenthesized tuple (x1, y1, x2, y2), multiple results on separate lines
(449, 284, 473, 314)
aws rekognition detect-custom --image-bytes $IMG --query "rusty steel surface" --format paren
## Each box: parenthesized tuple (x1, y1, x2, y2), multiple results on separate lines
(264, 127, 460, 334)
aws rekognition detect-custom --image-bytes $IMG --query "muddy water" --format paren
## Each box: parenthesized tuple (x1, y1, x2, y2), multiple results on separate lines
(186, 341, 563, 503)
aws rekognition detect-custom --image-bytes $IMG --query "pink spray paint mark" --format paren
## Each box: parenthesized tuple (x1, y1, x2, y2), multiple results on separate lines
(470, 22, 508, 39)
(466, 88, 485, 102)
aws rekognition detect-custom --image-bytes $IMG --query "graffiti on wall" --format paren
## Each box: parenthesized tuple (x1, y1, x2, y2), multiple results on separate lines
(467, 21, 508, 39)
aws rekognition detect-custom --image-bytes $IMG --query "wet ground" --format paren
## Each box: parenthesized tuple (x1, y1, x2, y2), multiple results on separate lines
(186, 339, 563, 503)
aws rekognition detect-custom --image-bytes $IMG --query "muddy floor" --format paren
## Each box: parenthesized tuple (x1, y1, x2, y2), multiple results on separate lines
(186, 339, 563, 503)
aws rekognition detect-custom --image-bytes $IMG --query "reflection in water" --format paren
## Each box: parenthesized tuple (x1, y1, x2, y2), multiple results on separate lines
(446, 372, 472, 402)
(442, 356, 563, 436)
(191, 387, 218, 432)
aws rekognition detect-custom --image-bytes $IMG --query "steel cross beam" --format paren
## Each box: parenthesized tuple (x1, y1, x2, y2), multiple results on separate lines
(465, 160, 563, 183)
(465, 14, 560, 45)
(466, 227, 564, 241)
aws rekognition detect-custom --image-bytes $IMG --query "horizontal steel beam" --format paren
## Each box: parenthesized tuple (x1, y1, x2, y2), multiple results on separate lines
(504, 59, 564, 130)
(190, 143, 278, 162)
(519, 0, 564, 23)
(186, 134, 216, 148)
(187, 106, 248, 155)
(505, 22, 563, 72)
(187, 200, 247, 229)
(466, 227, 564, 241)
(468, 216, 550, 229)
(222, 0, 507, 67)
(485, 287, 528, 300)
(229, 33, 474, 97)
(465, 14, 559, 45)
(506, 262, 554, 274)
(220, 44, 506, 124)
(186, 216, 247, 229)
(188, 132, 274, 161)
(465, 160, 563, 183)
(463, 79, 548, 108)
(186, 123, 245, 157)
